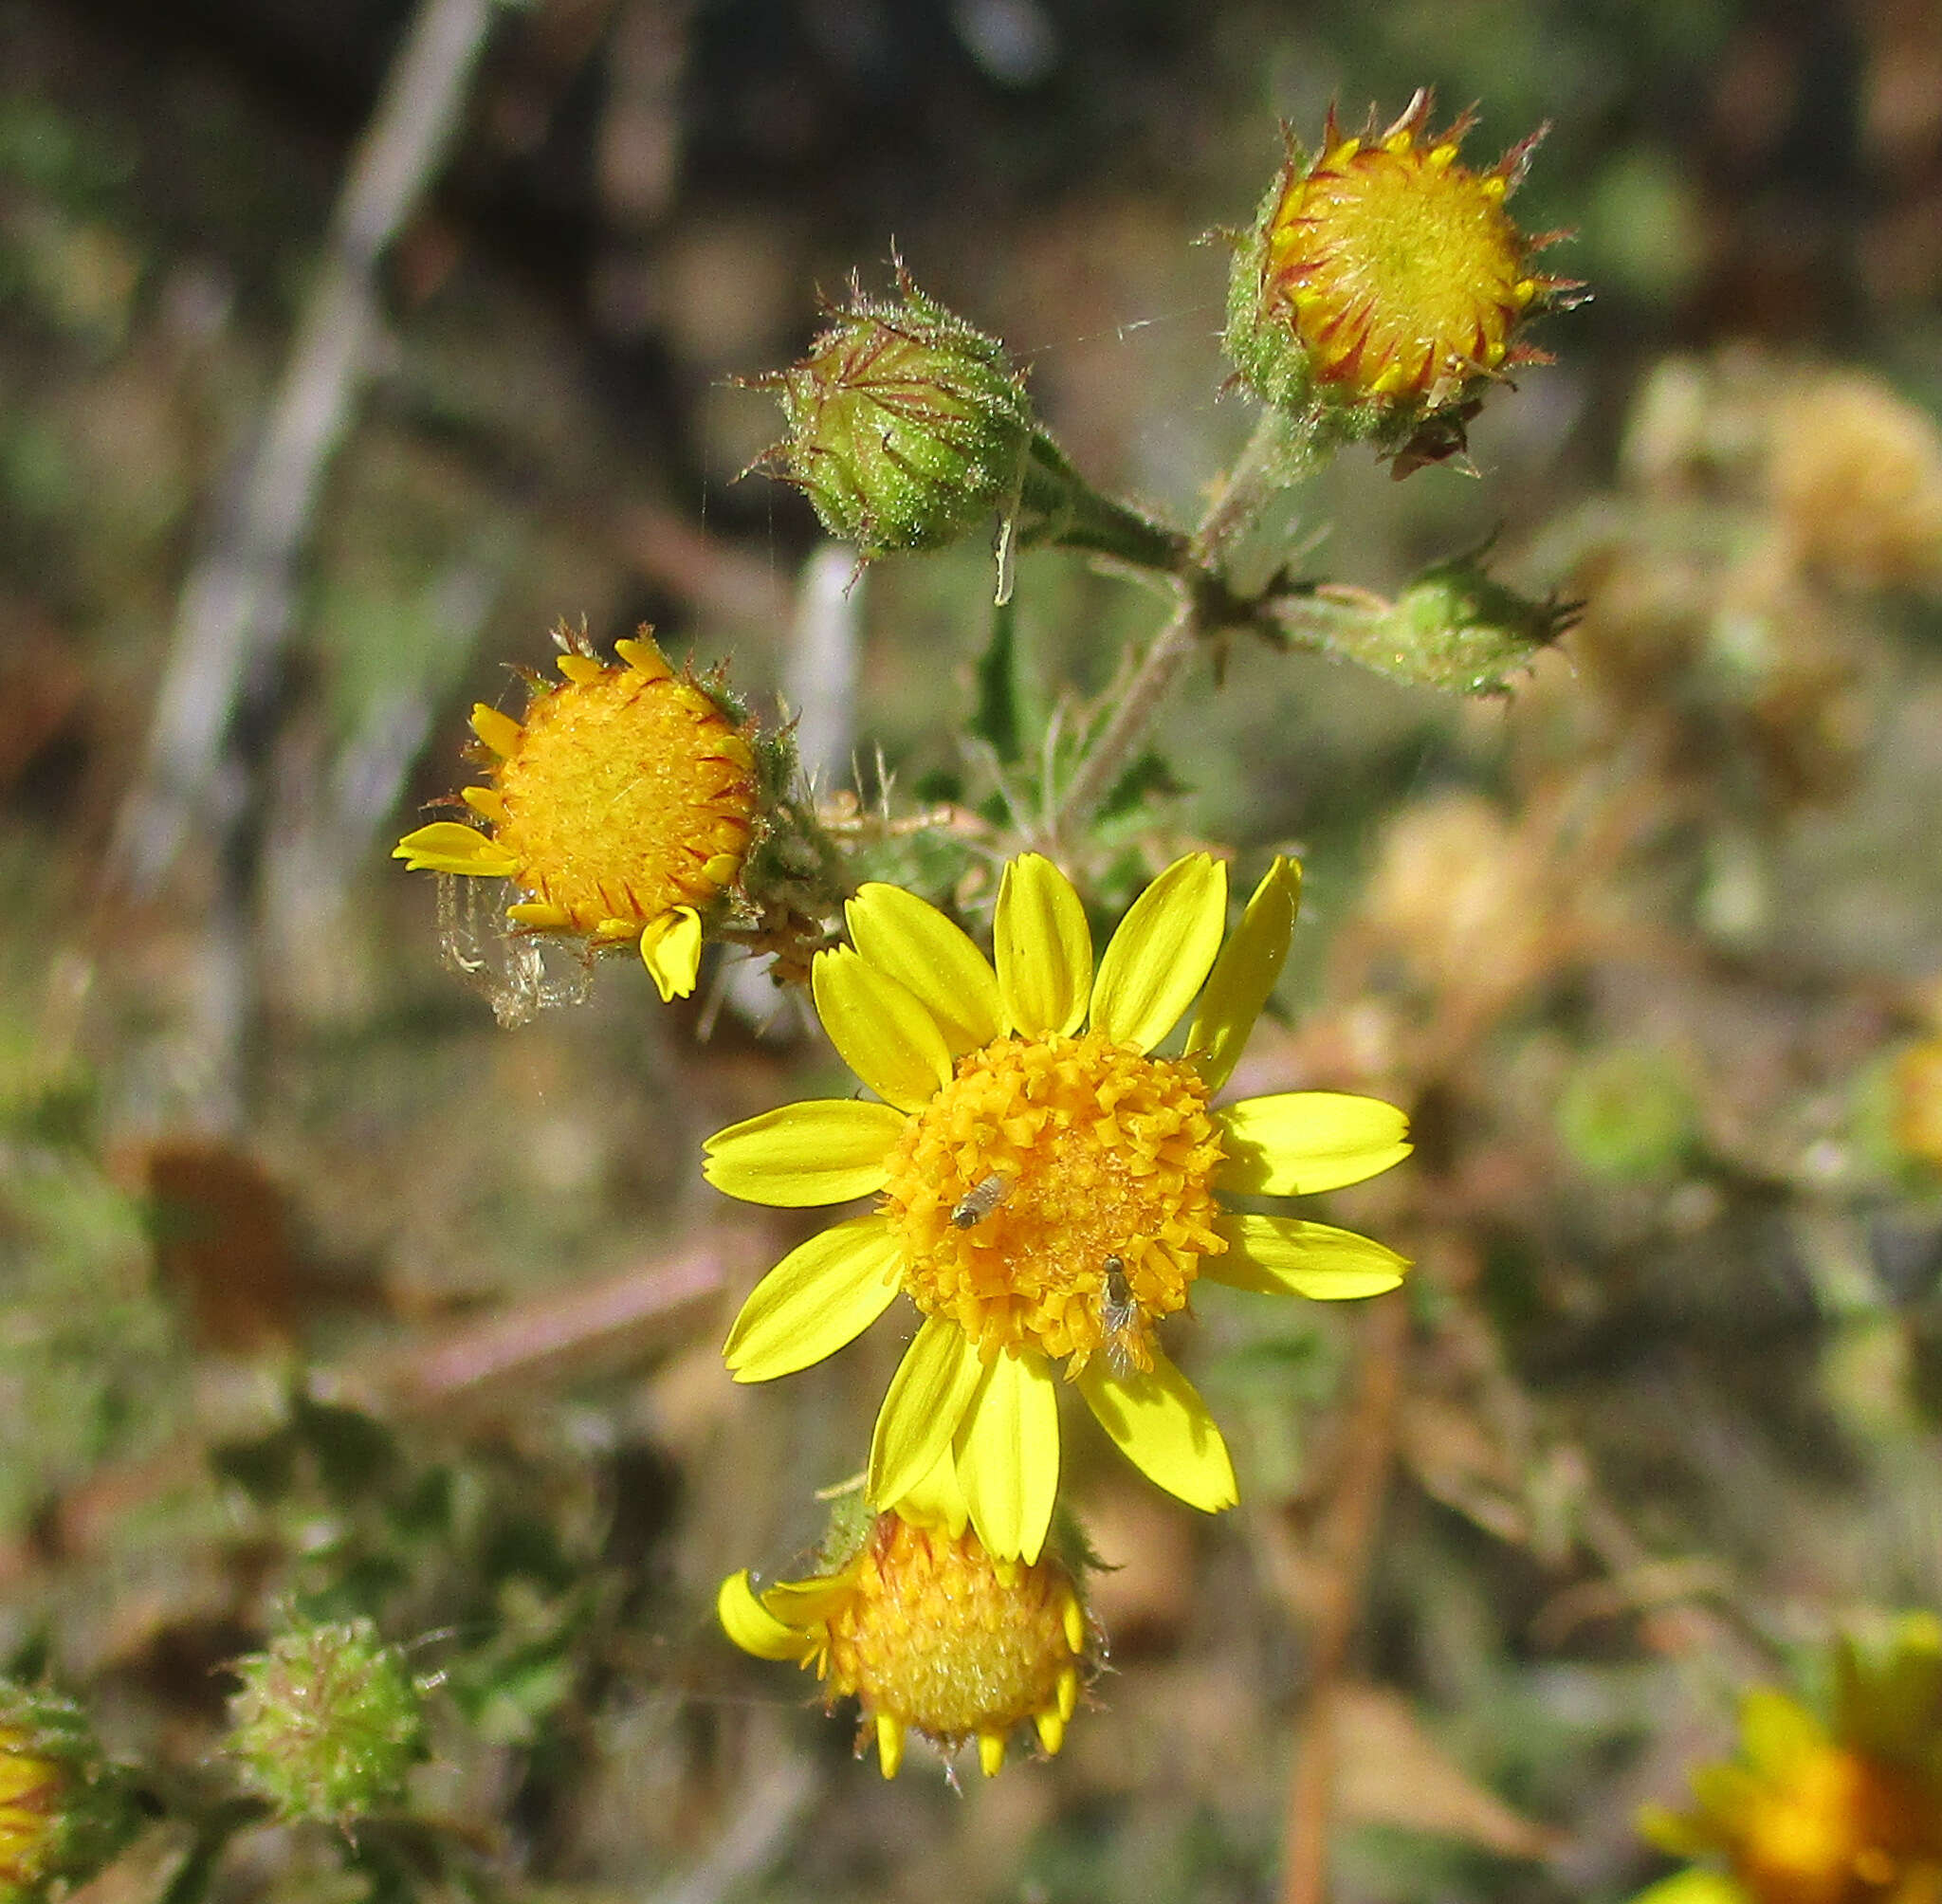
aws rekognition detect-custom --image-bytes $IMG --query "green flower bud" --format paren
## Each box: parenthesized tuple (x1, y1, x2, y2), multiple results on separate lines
(0, 1686, 140, 1904)
(757, 268, 1034, 559)
(225, 1620, 427, 1828)
(1314, 550, 1576, 695)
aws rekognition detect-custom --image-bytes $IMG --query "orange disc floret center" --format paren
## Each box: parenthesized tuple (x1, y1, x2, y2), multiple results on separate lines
(1734, 1747, 1933, 1904)
(880, 1029, 1226, 1370)
(819, 1517, 1079, 1745)
(1265, 133, 1533, 401)
(489, 666, 755, 935)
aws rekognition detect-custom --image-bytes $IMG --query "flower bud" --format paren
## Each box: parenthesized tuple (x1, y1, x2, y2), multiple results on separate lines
(719, 1490, 1094, 1780)
(224, 1619, 427, 1827)
(1225, 91, 1580, 471)
(1312, 551, 1576, 694)
(756, 269, 1034, 558)
(0, 1687, 138, 1904)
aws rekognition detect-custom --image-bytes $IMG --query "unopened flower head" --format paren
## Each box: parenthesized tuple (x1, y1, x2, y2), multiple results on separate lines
(0, 1686, 137, 1904)
(755, 267, 1034, 559)
(1637, 1616, 1942, 1904)
(1225, 91, 1578, 470)
(706, 851, 1411, 1566)
(718, 1474, 1091, 1779)
(394, 629, 760, 1002)
(225, 1618, 427, 1828)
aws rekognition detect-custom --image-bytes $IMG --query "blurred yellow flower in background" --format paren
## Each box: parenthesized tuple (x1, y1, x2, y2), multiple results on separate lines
(1638, 1618, 1942, 1904)
(705, 851, 1411, 1565)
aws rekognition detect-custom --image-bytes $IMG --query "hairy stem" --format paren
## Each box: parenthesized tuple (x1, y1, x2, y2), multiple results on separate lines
(1049, 409, 1305, 844)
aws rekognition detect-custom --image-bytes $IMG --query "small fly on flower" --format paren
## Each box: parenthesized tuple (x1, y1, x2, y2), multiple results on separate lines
(1098, 1254, 1145, 1378)
(951, 1173, 1012, 1229)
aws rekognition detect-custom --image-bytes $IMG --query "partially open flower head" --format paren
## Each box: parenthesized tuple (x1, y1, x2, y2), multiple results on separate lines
(394, 629, 760, 1004)
(1225, 90, 1578, 471)
(706, 851, 1412, 1565)
(225, 1617, 428, 1829)
(0, 1686, 138, 1904)
(718, 1474, 1092, 1779)
(1637, 1618, 1942, 1904)
(753, 267, 1035, 559)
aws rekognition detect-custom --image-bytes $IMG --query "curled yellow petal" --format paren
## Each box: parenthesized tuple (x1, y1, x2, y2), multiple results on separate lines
(469, 703, 522, 757)
(1077, 1346, 1237, 1513)
(1206, 1213, 1409, 1300)
(703, 1099, 905, 1206)
(1090, 852, 1227, 1053)
(393, 821, 520, 878)
(812, 946, 954, 1113)
(994, 854, 1091, 1038)
(1214, 1092, 1412, 1196)
(640, 906, 704, 1000)
(845, 884, 1003, 1056)
(724, 1214, 905, 1381)
(953, 1348, 1059, 1565)
(876, 1712, 906, 1779)
(869, 1318, 983, 1508)
(1186, 855, 1300, 1089)
(717, 1571, 814, 1661)
(979, 1730, 1006, 1778)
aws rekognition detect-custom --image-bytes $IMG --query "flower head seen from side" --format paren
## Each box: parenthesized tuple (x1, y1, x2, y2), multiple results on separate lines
(705, 851, 1412, 1566)
(718, 1470, 1092, 1780)
(1636, 1617, 1942, 1904)
(394, 628, 759, 1003)
(1225, 90, 1580, 472)
(0, 1687, 138, 1904)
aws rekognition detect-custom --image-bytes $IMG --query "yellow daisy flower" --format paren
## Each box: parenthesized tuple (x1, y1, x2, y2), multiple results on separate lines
(1637, 1619, 1942, 1904)
(717, 1460, 1090, 1780)
(705, 851, 1412, 1565)
(394, 632, 758, 1002)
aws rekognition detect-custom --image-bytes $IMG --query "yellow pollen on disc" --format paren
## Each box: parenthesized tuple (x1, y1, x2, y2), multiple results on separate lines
(880, 1029, 1227, 1369)
(483, 660, 757, 939)
(818, 1516, 1083, 1760)
(1264, 133, 1531, 405)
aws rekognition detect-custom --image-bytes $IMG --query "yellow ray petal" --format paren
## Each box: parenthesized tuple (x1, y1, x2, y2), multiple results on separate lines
(1077, 1346, 1237, 1513)
(1622, 1872, 1753, 1904)
(758, 1569, 861, 1629)
(724, 1213, 905, 1381)
(704, 1099, 905, 1206)
(640, 906, 704, 1000)
(888, 1437, 971, 1539)
(1185, 855, 1300, 1089)
(869, 1318, 983, 1508)
(1206, 1213, 1409, 1300)
(1090, 852, 1227, 1053)
(392, 821, 520, 878)
(978, 1730, 1006, 1777)
(1214, 1092, 1412, 1196)
(717, 1571, 815, 1661)
(994, 853, 1091, 1038)
(460, 785, 505, 822)
(614, 634, 673, 680)
(876, 1713, 905, 1778)
(953, 1348, 1059, 1565)
(469, 704, 522, 757)
(811, 947, 954, 1112)
(845, 884, 1003, 1056)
